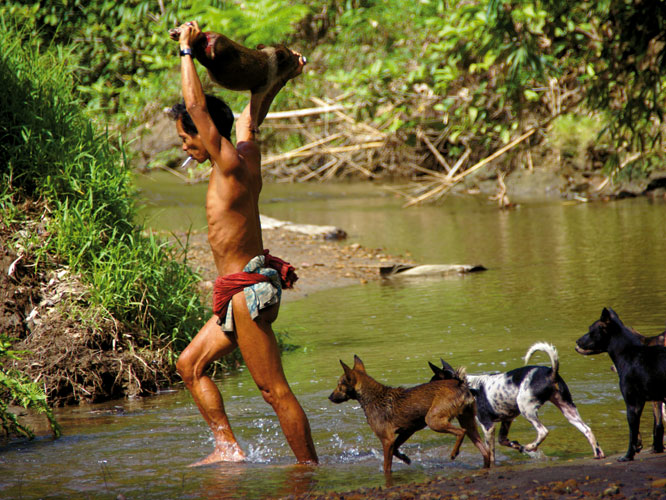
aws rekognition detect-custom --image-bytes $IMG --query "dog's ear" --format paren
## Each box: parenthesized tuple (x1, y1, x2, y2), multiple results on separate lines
(353, 355, 366, 373)
(340, 360, 353, 377)
(428, 361, 442, 375)
(601, 307, 612, 322)
(440, 358, 455, 372)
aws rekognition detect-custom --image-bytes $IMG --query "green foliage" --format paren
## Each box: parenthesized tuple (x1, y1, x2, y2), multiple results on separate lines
(477, 0, 666, 170)
(0, 335, 61, 440)
(5, 0, 664, 179)
(3, 0, 313, 122)
(0, 17, 205, 352)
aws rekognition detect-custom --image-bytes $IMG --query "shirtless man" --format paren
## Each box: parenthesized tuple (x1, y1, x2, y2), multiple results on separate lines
(171, 21, 317, 465)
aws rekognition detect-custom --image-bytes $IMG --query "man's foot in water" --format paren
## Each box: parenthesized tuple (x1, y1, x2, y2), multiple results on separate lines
(189, 441, 246, 466)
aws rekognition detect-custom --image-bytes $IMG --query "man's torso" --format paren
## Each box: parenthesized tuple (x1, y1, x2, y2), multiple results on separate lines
(206, 151, 263, 275)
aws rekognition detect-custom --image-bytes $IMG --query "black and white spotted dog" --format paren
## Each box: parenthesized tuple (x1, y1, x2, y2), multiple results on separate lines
(430, 342, 605, 463)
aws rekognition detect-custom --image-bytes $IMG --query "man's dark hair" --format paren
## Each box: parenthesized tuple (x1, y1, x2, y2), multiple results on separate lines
(169, 94, 234, 140)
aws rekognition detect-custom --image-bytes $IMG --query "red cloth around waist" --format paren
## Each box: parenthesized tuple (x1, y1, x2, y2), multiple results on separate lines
(212, 272, 270, 319)
(212, 251, 298, 320)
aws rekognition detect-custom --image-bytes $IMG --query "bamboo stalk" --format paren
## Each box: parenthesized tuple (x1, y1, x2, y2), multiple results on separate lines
(445, 147, 471, 180)
(404, 128, 536, 207)
(406, 162, 448, 180)
(417, 129, 451, 172)
(310, 96, 388, 139)
(264, 104, 344, 119)
(299, 159, 338, 181)
(264, 141, 385, 166)
(449, 128, 536, 184)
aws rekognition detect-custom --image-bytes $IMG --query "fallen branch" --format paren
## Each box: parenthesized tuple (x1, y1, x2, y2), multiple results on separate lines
(262, 132, 344, 166)
(417, 129, 451, 172)
(264, 104, 344, 119)
(264, 141, 385, 165)
(404, 128, 536, 207)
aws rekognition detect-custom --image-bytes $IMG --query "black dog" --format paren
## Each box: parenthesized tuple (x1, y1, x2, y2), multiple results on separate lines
(576, 307, 666, 461)
(614, 322, 665, 453)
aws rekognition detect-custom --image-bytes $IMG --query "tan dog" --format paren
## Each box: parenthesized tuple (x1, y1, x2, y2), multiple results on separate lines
(328, 355, 491, 473)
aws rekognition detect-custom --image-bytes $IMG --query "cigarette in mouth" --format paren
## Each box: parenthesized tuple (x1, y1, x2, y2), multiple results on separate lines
(180, 156, 193, 169)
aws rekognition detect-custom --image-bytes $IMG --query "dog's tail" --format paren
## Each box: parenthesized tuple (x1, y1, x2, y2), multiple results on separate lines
(524, 342, 559, 378)
(453, 366, 469, 388)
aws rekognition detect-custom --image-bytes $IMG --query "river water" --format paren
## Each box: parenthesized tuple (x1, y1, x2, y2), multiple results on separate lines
(2, 176, 665, 499)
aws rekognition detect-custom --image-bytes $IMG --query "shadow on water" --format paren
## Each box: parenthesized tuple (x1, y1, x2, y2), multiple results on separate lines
(3, 179, 666, 498)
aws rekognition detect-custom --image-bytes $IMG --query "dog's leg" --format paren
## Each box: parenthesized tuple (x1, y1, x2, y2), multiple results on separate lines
(550, 391, 605, 458)
(425, 412, 466, 460)
(620, 401, 645, 462)
(652, 401, 664, 453)
(457, 405, 492, 468)
(380, 438, 396, 474)
(497, 420, 524, 453)
(516, 394, 548, 451)
(392, 430, 414, 464)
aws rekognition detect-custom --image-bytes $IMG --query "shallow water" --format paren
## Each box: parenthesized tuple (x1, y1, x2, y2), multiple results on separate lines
(2, 177, 666, 499)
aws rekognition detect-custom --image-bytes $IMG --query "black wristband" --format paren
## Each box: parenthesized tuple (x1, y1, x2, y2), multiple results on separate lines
(180, 48, 193, 57)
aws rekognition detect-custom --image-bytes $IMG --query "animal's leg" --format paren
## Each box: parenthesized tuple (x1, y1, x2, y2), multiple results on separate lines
(620, 402, 644, 462)
(381, 438, 396, 474)
(425, 412, 466, 460)
(550, 391, 605, 458)
(517, 403, 548, 452)
(248, 91, 266, 133)
(497, 420, 524, 453)
(392, 430, 415, 464)
(457, 406, 492, 468)
(481, 422, 496, 464)
(652, 401, 664, 453)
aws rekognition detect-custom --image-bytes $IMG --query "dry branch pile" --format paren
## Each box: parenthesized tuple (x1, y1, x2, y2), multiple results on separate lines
(261, 96, 397, 181)
(258, 91, 581, 207)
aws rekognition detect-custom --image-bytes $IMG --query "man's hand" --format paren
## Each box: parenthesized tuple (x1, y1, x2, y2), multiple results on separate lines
(176, 21, 202, 49)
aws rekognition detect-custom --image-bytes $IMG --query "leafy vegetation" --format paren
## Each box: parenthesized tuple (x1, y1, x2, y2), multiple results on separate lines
(0, 17, 205, 348)
(8, 0, 663, 179)
(0, 17, 207, 435)
(0, 335, 61, 440)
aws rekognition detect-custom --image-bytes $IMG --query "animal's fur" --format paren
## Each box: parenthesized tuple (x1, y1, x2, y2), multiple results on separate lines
(431, 343, 604, 464)
(329, 355, 491, 473)
(614, 322, 665, 454)
(576, 307, 666, 461)
(169, 27, 302, 94)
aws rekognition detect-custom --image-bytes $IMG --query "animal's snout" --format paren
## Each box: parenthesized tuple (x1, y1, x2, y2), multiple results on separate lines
(328, 390, 348, 404)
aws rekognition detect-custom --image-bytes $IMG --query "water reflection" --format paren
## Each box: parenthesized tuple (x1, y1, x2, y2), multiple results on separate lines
(3, 181, 666, 498)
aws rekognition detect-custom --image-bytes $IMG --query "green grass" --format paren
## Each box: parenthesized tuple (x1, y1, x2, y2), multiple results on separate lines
(0, 15, 208, 436)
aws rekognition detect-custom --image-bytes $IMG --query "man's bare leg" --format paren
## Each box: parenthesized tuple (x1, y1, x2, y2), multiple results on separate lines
(231, 292, 318, 463)
(177, 315, 246, 465)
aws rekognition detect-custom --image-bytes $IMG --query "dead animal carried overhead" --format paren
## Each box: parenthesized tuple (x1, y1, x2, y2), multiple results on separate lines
(329, 355, 491, 473)
(169, 22, 305, 94)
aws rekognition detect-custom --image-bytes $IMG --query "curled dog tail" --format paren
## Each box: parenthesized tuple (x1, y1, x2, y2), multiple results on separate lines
(454, 366, 467, 384)
(524, 342, 559, 378)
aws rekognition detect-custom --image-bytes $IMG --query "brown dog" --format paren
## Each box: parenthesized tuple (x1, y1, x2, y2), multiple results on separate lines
(328, 355, 491, 473)
(169, 24, 304, 94)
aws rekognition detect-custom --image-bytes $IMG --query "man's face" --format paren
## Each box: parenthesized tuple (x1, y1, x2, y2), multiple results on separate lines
(176, 119, 210, 164)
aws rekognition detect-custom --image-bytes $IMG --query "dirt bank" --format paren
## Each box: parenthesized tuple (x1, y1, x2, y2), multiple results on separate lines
(1, 221, 171, 406)
(281, 453, 666, 499)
